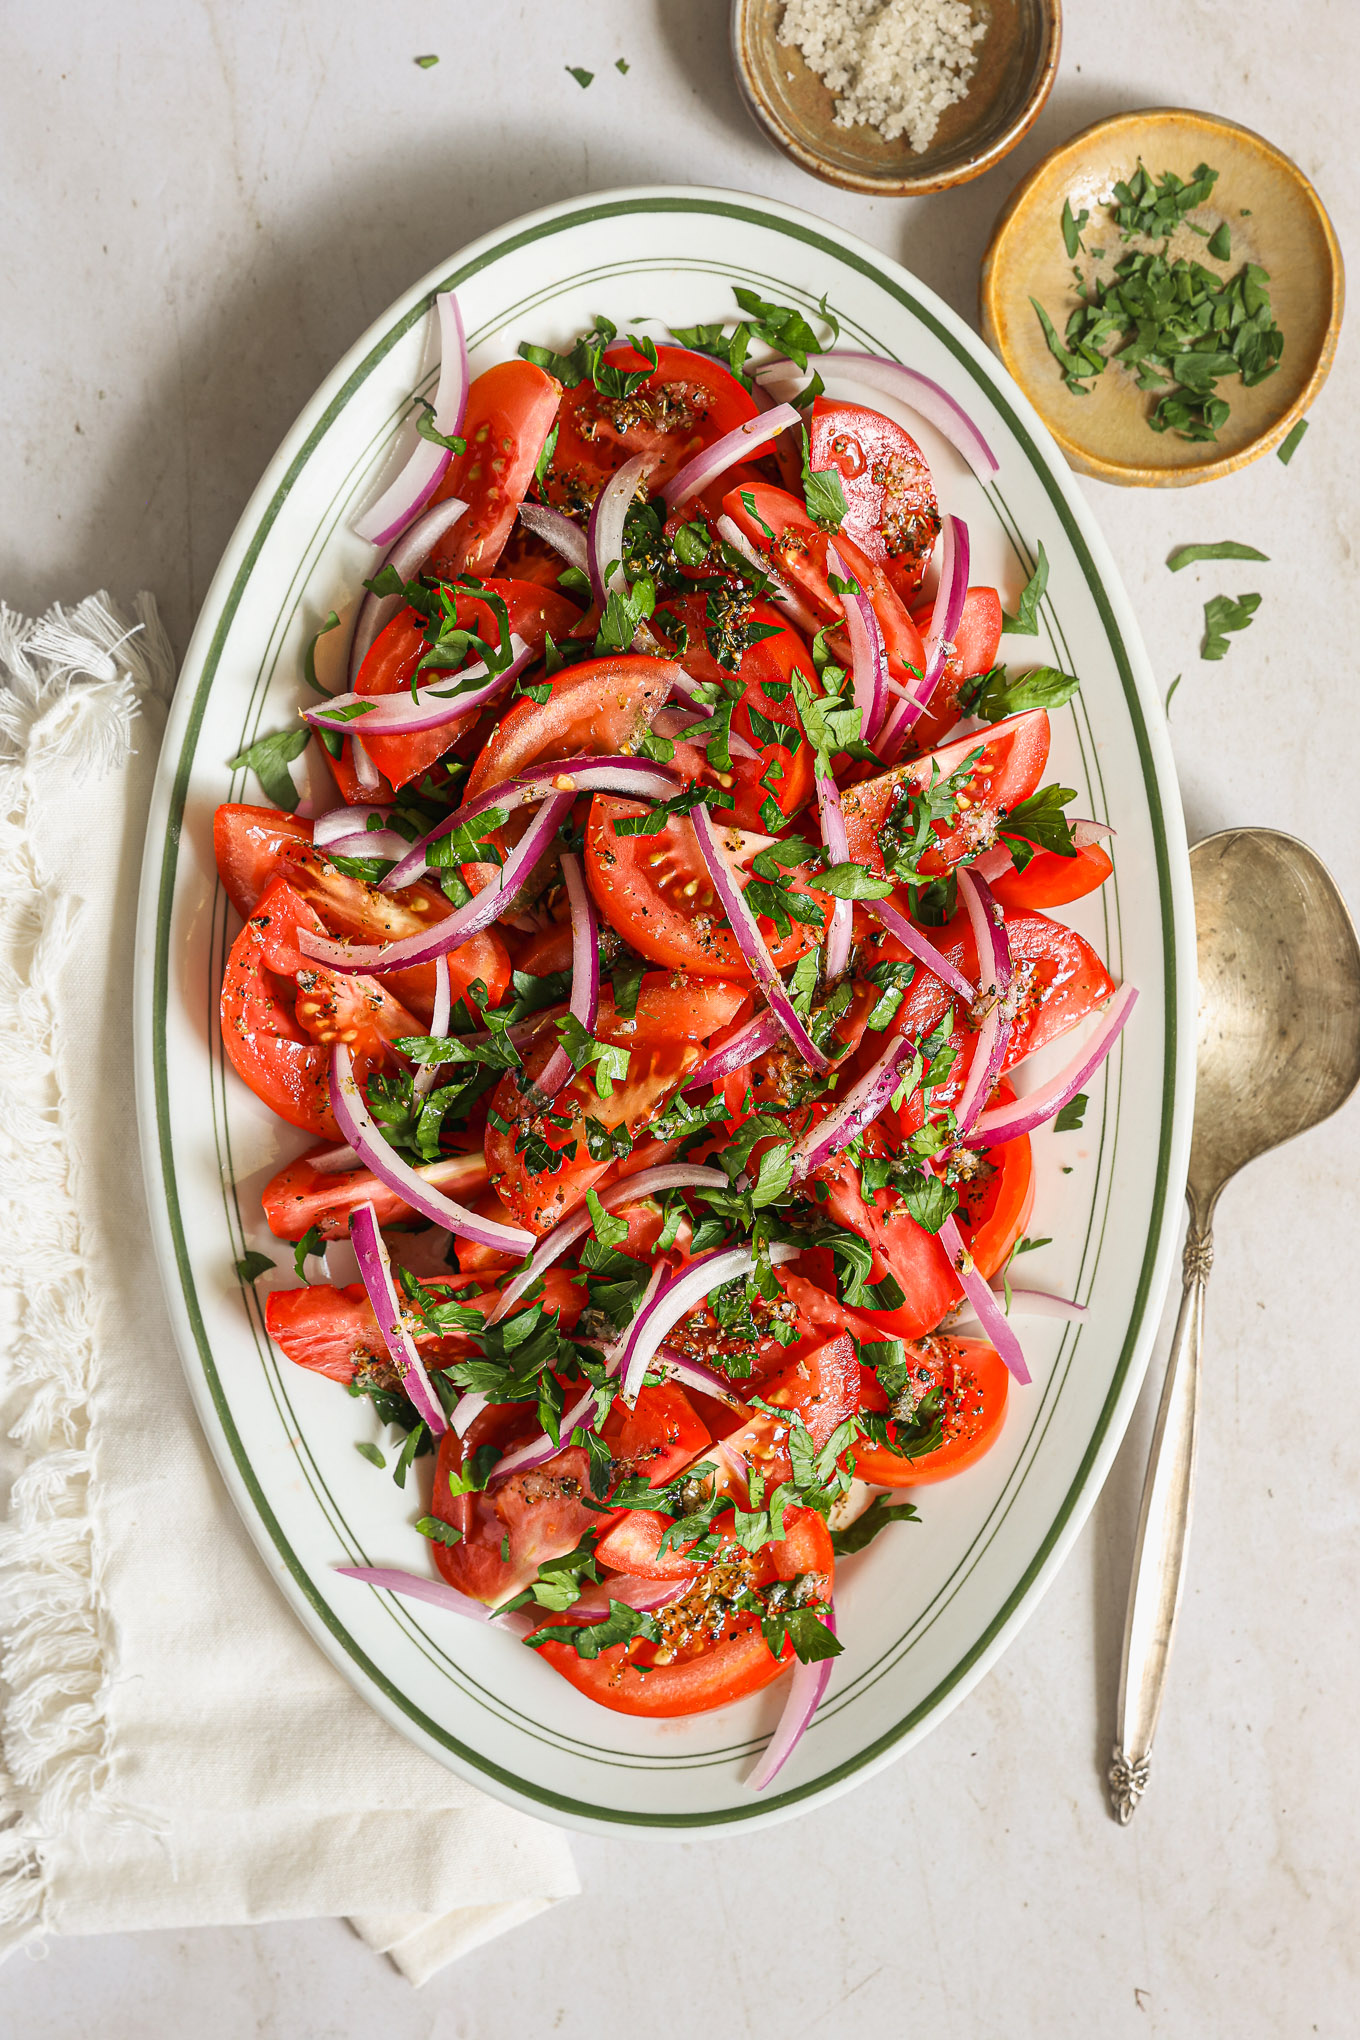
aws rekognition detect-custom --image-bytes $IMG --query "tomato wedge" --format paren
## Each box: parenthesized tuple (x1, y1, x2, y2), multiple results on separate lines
(853, 1335, 1010, 1484)
(652, 595, 817, 829)
(721, 481, 927, 685)
(212, 804, 511, 1026)
(808, 396, 940, 601)
(430, 1382, 711, 1606)
(907, 586, 1005, 752)
(484, 974, 749, 1232)
(346, 579, 582, 792)
(542, 342, 758, 510)
(716, 1332, 862, 1492)
(220, 875, 419, 1138)
(585, 794, 825, 980)
(264, 1267, 585, 1385)
(530, 1505, 834, 1716)
(426, 360, 562, 577)
(840, 710, 1050, 882)
(260, 1144, 488, 1242)
(991, 841, 1114, 912)
(464, 653, 672, 802)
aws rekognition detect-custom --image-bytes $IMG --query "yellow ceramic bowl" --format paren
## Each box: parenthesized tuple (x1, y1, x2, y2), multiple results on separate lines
(731, 0, 1060, 198)
(980, 107, 1343, 486)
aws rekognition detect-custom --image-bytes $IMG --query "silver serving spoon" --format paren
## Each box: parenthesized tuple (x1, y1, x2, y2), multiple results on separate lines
(1109, 828, 1360, 1821)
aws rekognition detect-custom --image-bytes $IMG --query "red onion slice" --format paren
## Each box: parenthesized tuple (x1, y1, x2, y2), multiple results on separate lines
(814, 767, 853, 979)
(527, 851, 599, 1105)
(517, 501, 590, 576)
(714, 514, 822, 635)
(680, 1007, 785, 1093)
(318, 827, 413, 863)
(336, 1565, 492, 1622)
(655, 1344, 748, 1410)
(306, 635, 533, 740)
(330, 1045, 534, 1254)
(314, 803, 391, 849)
(662, 404, 802, 512)
(826, 542, 888, 742)
(347, 497, 469, 687)
(487, 1163, 728, 1325)
(936, 1194, 1031, 1386)
(789, 1029, 920, 1181)
(747, 1602, 837, 1792)
(380, 750, 685, 893)
(967, 985, 1138, 1147)
(559, 1571, 695, 1621)
(952, 867, 1013, 1141)
(488, 1384, 599, 1483)
(876, 514, 969, 760)
(350, 737, 381, 792)
(691, 804, 830, 1072)
(953, 1287, 1088, 1328)
(450, 1389, 488, 1439)
(347, 1202, 447, 1432)
(299, 792, 571, 975)
(588, 450, 652, 609)
(618, 1242, 798, 1405)
(354, 292, 469, 546)
(756, 352, 999, 480)
(866, 896, 976, 1005)
(413, 955, 452, 1102)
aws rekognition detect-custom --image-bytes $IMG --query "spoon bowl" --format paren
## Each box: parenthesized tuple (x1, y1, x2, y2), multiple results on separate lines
(1189, 827, 1360, 1217)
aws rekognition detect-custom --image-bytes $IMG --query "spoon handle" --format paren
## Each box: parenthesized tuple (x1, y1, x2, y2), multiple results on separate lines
(1108, 1211, 1212, 1822)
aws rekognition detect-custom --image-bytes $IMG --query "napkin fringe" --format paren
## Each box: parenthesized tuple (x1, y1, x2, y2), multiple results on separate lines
(0, 594, 174, 1947)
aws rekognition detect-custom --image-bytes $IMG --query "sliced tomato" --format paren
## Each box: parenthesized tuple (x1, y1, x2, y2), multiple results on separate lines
(808, 396, 940, 601)
(542, 343, 758, 510)
(717, 1332, 862, 1493)
(879, 903, 1118, 1068)
(721, 481, 926, 686)
(840, 710, 1050, 881)
(818, 1117, 1034, 1340)
(212, 804, 511, 1026)
(530, 1506, 833, 1717)
(651, 595, 816, 829)
(991, 841, 1114, 912)
(907, 586, 1005, 751)
(213, 804, 312, 918)
(484, 975, 748, 1233)
(347, 580, 583, 792)
(260, 1145, 489, 1242)
(853, 1335, 1009, 1485)
(585, 794, 826, 980)
(593, 1508, 704, 1580)
(464, 653, 672, 803)
(220, 875, 418, 1137)
(430, 1382, 711, 1606)
(263, 1267, 584, 1386)
(424, 360, 562, 578)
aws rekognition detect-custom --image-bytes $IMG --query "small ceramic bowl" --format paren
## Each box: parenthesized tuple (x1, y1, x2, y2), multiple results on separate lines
(730, 0, 1060, 197)
(980, 107, 1344, 486)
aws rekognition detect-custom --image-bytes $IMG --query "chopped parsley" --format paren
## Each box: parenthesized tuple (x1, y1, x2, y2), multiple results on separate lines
(1167, 540, 1269, 571)
(1201, 592, 1261, 661)
(227, 726, 310, 810)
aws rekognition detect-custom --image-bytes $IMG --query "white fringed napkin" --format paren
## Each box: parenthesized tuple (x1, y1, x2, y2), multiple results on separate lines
(0, 594, 577, 1984)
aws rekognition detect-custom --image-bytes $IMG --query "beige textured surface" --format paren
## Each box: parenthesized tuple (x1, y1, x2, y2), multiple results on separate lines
(1, 0, 1357, 2033)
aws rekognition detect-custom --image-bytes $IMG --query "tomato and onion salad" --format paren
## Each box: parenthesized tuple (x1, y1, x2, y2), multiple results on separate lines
(218, 290, 1131, 1786)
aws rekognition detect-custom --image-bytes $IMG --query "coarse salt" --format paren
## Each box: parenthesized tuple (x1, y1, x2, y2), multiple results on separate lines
(778, 0, 987, 154)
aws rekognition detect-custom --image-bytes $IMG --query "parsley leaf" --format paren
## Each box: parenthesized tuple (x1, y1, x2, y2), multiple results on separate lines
(1277, 418, 1308, 465)
(227, 726, 310, 810)
(355, 1441, 387, 1468)
(800, 429, 848, 533)
(1002, 544, 1049, 635)
(958, 663, 1080, 721)
(830, 1494, 921, 1556)
(554, 1013, 631, 1098)
(1054, 1092, 1088, 1132)
(1201, 592, 1261, 660)
(293, 1224, 324, 1280)
(565, 64, 593, 87)
(1167, 541, 1269, 571)
(234, 1250, 275, 1284)
(999, 783, 1078, 862)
